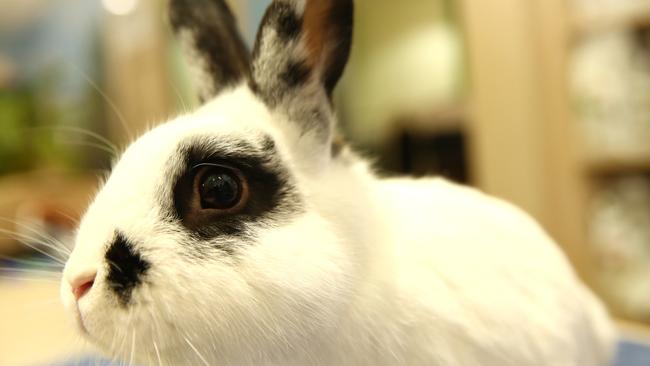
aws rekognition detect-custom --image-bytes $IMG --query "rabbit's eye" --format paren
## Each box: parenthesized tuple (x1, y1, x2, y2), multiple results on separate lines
(195, 165, 248, 211)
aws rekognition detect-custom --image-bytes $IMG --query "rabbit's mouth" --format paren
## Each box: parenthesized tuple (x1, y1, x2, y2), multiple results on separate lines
(60, 270, 118, 350)
(73, 302, 91, 336)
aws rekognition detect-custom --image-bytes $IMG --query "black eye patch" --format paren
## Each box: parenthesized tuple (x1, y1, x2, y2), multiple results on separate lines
(170, 136, 302, 246)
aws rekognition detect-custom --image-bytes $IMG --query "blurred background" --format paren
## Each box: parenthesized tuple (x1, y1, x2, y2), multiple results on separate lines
(1, 0, 650, 365)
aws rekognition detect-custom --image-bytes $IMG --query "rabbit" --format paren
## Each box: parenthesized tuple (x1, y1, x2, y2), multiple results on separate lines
(60, 0, 616, 365)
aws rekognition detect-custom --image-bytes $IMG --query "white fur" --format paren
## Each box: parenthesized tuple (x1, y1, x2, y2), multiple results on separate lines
(61, 85, 615, 366)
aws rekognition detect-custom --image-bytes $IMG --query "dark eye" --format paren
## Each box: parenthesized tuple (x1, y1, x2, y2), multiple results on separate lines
(194, 165, 248, 211)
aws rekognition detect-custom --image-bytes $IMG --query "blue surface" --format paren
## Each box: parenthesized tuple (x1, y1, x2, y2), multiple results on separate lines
(613, 339, 650, 366)
(53, 339, 650, 366)
(56, 357, 118, 366)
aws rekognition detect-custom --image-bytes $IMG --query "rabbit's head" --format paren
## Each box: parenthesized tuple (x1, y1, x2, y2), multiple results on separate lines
(61, 0, 362, 364)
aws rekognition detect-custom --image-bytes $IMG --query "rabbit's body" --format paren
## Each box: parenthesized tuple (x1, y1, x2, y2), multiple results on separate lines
(279, 145, 614, 365)
(61, 0, 614, 365)
(312, 175, 614, 365)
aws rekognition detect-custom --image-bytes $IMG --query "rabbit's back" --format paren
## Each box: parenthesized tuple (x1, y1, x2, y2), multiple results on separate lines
(361, 177, 616, 365)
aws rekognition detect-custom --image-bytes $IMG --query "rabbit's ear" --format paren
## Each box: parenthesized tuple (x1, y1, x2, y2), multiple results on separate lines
(250, 0, 353, 144)
(169, 0, 251, 102)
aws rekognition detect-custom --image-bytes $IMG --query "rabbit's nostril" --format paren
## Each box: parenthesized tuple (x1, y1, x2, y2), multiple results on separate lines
(71, 273, 96, 301)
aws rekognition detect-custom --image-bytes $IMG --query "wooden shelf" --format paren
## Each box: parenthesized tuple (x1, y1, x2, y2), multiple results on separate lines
(397, 104, 467, 135)
(583, 151, 650, 176)
(617, 318, 650, 343)
(462, 0, 650, 327)
(0, 171, 99, 255)
(572, 3, 650, 37)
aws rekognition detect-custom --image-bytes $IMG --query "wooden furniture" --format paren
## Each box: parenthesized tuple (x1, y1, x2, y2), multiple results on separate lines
(460, 0, 650, 320)
(0, 280, 96, 366)
(0, 171, 98, 255)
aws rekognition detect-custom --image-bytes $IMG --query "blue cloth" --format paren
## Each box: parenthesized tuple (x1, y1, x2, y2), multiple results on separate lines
(56, 357, 118, 366)
(613, 338, 650, 366)
(53, 339, 650, 366)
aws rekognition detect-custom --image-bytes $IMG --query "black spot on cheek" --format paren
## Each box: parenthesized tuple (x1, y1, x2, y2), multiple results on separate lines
(105, 232, 150, 306)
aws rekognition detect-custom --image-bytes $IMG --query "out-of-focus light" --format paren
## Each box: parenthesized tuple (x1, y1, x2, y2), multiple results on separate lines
(102, 0, 138, 16)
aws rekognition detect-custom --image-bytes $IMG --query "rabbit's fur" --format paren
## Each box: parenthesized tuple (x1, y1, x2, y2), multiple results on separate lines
(61, 0, 615, 365)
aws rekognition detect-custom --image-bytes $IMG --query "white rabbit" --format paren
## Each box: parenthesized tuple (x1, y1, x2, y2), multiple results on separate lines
(61, 0, 615, 365)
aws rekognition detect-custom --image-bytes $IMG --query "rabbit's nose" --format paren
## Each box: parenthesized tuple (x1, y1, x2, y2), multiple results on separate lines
(70, 271, 97, 301)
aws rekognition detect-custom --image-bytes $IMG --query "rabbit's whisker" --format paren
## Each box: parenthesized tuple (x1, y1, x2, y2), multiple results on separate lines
(153, 339, 163, 366)
(54, 209, 81, 226)
(0, 229, 69, 262)
(0, 217, 72, 254)
(0, 267, 61, 276)
(5, 219, 72, 255)
(44, 125, 119, 155)
(24, 125, 119, 157)
(0, 254, 64, 268)
(59, 139, 119, 156)
(56, 125, 119, 153)
(71, 64, 133, 142)
(146, 306, 166, 366)
(168, 79, 191, 114)
(107, 259, 124, 274)
(0, 228, 67, 264)
(116, 309, 136, 364)
(0, 275, 61, 283)
(183, 335, 210, 366)
(129, 328, 136, 366)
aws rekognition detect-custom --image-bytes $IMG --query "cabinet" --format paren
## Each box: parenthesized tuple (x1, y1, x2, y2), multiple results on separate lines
(461, 0, 650, 323)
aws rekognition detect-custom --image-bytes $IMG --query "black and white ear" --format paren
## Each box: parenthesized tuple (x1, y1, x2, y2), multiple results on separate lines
(169, 0, 250, 102)
(250, 0, 353, 143)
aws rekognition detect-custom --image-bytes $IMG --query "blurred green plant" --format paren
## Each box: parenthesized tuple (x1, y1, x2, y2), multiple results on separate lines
(0, 62, 109, 176)
(0, 88, 35, 174)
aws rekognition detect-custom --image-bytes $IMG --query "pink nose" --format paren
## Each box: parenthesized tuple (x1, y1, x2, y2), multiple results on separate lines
(70, 273, 96, 301)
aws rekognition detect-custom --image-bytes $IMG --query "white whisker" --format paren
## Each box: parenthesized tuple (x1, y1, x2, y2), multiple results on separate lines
(184, 336, 210, 366)
(0, 228, 67, 264)
(71, 64, 133, 142)
(55, 125, 120, 154)
(0, 217, 71, 247)
(54, 209, 81, 226)
(0, 267, 61, 276)
(129, 329, 136, 366)
(153, 340, 163, 366)
(0, 275, 61, 283)
(8, 219, 72, 255)
(107, 326, 121, 365)
(34, 125, 119, 156)
(146, 306, 165, 366)
(169, 80, 190, 113)
(60, 139, 119, 156)
(0, 254, 64, 268)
